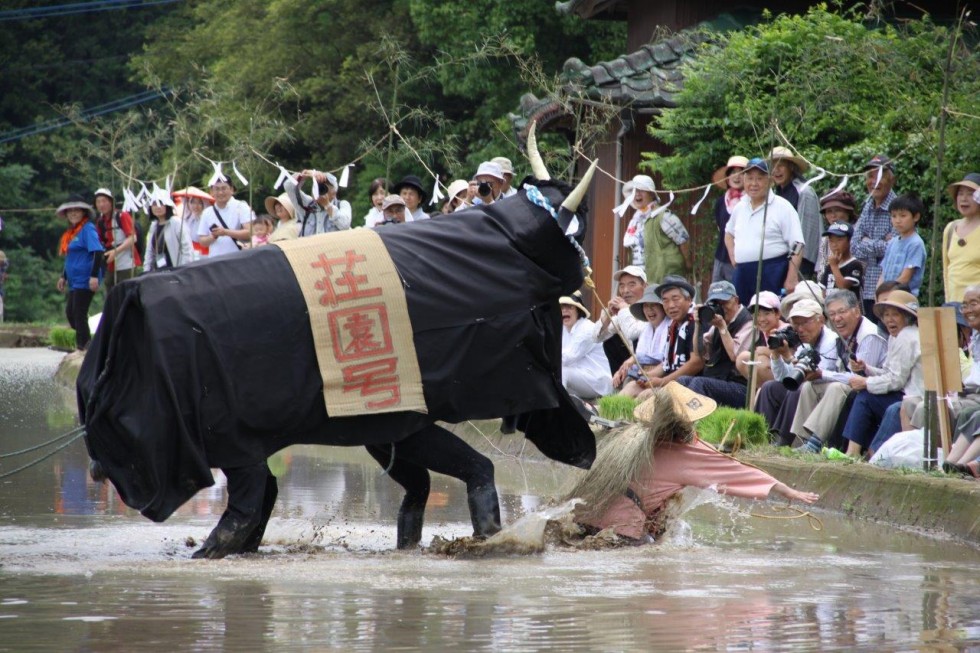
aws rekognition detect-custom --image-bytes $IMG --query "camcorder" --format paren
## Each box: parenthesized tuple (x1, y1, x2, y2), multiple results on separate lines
(767, 326, 801, 350)
(781, 343, 821, 391)
(697, 301, 724, 330)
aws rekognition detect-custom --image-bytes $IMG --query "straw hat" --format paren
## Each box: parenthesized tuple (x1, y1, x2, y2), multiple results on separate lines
(172, 186, 215, 204)
(768, 146, 810, 174)
(633, 383, 717, 423)
(264, 193, 296, 220)
(873, 290, 919, 320)
(946, 172, 980, 201)
(559, 292, 590, 319)
(629, 285, 663, 320)
(445, 179, 470, 201)
(56, 195, 95, 219)
(712, 155, 749, 190)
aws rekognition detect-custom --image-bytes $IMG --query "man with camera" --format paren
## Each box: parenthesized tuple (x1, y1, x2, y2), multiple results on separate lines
(790, 289, 887, 452)
(755, 299, 841, 445)
(472, 161, 506, 206)
(285, 169, 352, 236)
(676, 280, 754, 407)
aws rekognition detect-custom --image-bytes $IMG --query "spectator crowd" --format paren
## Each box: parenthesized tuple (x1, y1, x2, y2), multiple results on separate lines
(47, 146, 980, 478)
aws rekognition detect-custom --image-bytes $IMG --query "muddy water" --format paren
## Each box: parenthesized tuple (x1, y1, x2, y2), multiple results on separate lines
(1, 349, 979, 652)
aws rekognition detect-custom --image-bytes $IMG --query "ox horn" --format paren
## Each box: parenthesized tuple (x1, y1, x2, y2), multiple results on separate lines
(527, 121, 550, 181)
(560, 159, 598, 213)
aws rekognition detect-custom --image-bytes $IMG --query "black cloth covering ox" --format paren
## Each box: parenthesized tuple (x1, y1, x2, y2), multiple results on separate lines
(78, 185, 595, 522)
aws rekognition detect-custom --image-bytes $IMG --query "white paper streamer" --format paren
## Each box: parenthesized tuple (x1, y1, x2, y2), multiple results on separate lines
(207, 162, 224, 188)
(690, 185, 712, 215)
(122, 187, 139, 213)
(338, 164, 351, 188)
(311, 174, 320, 200)
(798, 167, 827, 192)
(820, 175, 849, 200)
(429, 176, 445, 206)
(613, 188, 636, 217)
(273, 164, 289, 191)
(232, 161, 249, 187)
(136, 183, 151, 208)
(647, 191, 675, 220)
(872, 165, 883, 190)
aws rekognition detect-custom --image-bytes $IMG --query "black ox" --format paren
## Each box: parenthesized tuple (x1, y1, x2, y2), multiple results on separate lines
(79, 145, 598, 559)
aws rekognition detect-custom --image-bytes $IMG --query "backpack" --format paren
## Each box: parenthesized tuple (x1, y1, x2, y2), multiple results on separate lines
(97, 211, 145, 266)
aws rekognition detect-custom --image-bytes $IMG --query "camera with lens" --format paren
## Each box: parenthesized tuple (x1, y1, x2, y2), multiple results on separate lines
(766, 326, 801, 350)
(477, 181, 493, 197)
(697, 301, 725, 329)
(781, 344, 821, 391)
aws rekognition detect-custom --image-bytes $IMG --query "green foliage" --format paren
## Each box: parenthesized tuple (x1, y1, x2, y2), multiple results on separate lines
(597, 395, 639, 422)
(644, 6, 980, 305)
(49, 326, 76, 351)
(695, 407, 769, 448)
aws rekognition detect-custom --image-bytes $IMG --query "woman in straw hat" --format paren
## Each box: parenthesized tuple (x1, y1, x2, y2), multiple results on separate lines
(55, 194, 105, 350)
(559, 291, 613, 400)
(172, 186, 214, 261)
(840, 290, 923, 458)
(942, 173, 980, 303)
(567, 382, 819, 543)
(711, 155, 747, 283)
(265, 192, 299, 243)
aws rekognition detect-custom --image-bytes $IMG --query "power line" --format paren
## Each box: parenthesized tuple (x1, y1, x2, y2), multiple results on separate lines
(0, 88, 171, 145)
(0, 0, 181, 23)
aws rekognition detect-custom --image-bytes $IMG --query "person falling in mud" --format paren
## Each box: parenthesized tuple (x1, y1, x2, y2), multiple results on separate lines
(567, 382, 819, 544)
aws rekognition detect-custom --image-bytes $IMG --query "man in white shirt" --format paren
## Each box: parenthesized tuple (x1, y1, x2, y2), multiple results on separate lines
(198, 176, 255, 258)
(593, 265, 648, 375)
(724, 157, 805, 304)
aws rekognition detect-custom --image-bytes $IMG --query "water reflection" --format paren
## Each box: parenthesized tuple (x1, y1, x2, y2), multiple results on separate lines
(2, 349, 980, 652)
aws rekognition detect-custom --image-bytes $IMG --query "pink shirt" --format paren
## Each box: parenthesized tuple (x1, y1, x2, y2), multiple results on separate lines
(584, 438, 778, 540)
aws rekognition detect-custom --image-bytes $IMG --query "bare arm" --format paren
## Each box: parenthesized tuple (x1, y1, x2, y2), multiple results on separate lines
(770, 482, 819, 504)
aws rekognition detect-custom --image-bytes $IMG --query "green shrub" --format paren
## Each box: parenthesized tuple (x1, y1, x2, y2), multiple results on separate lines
(597, 395, 639, 422)
(696, 407, 769, 449)
(49, 326, 76, 351)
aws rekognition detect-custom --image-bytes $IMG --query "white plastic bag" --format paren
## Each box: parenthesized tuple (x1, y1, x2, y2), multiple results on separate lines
(869, 428, 924, 469)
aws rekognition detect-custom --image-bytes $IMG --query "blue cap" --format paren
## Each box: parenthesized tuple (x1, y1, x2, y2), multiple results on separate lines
(743, 157, 769, 174)
(823, 222, 855, 238)
(706, 280, 737, 302)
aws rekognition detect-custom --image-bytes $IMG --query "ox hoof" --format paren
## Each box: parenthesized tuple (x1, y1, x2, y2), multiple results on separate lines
(396, 508, 425, 550)
(467, 485, 502, 539)
(192, 516, 256, 560)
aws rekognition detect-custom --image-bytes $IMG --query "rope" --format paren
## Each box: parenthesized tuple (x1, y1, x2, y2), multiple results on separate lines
(749, 503, 824, 531)
(380, 443, 396, 476)
(0, 430, 86, 480)
(0, 425, 86, 458)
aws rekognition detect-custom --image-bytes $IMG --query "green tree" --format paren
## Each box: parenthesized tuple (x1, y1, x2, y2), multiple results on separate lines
(643, 6, 980, 304)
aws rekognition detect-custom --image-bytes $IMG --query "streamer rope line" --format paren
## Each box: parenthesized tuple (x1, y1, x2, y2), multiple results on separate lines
(749, 503, 824, 531)
(0, 430, 86, 480)
(0, 425, 86, 459)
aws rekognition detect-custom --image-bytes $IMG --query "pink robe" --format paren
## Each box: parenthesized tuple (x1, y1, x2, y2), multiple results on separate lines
(585, 438, 778, 540)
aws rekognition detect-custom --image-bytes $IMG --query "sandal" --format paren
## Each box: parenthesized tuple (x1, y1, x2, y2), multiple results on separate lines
(942, 460, 980, 478)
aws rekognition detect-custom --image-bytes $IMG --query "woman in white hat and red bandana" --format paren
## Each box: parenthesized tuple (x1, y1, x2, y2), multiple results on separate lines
(173, 186, 215, 261)
(56, 194, 105, 350)
(711, 156, 747, 283)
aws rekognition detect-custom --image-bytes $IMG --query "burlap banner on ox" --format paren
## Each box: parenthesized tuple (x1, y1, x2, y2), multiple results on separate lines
(273, 230, 426, 417)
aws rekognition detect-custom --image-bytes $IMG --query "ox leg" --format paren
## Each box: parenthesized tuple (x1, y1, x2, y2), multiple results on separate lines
(240, 470, 278, 553)
(367, 444, 430, 550)
(193, 462, 274, 559)
(392, 424, 502, 540)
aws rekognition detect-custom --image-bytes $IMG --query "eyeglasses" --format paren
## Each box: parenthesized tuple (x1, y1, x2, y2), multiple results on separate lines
(827, 308, 857, 319)
(963, 299, 980, 309)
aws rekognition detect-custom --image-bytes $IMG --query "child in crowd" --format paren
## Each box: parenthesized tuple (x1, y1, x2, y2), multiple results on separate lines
(250, 215, 275, 248)
(265, 193, 299, 243)
(878, 194, 927, 296)
(820, 222, 864, 300)
(814, 190, 857, 274)
(614, 284, 669, 398)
